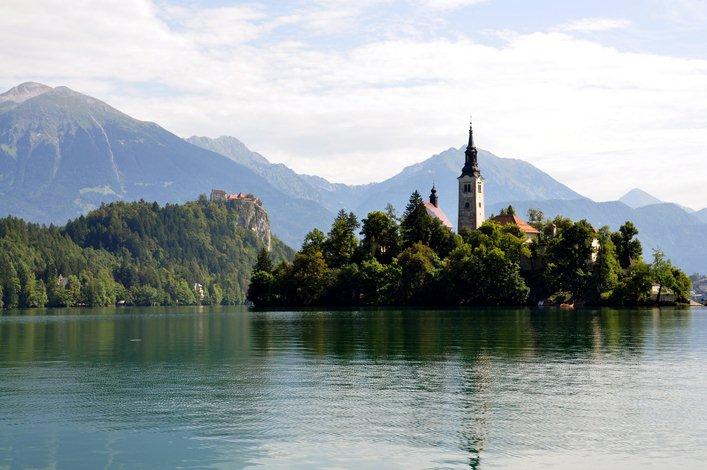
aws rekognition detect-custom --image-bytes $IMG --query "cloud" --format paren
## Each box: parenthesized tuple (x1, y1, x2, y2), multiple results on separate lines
(555, 17, 632, 32)
(0, 0, 706, 208)
(419, 0, 490, 11)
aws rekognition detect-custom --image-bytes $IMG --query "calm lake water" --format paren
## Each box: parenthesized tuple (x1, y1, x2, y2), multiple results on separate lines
(0, 307, 705, 469)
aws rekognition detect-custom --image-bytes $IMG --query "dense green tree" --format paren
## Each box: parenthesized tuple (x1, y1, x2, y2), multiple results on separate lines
(650, 249, 682, 304)
(301, 229, 326, 253)
(130, 285, 166, 306)
(289, 250, 330, 306)
(358, 258, 401, 305)
(0, 256, 20, 308)
(611, 221, 643, 269)
(323, 210, 359, 268)
(400, 191, 432, 248)
(612, 261, 652, 305)
(588, 228, 621, 301)
(254, 248, 274, 273)
(360, 211, 400, 263)
(247, 271, 275, 307)
(546, 219, 596, 299)
(443, 244, 529, 306)
(396, 243, 440, 305)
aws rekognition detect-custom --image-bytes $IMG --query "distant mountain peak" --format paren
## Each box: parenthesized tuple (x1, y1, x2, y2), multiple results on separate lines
(0, 81, 53, 104)
(619, 188, 662, 208)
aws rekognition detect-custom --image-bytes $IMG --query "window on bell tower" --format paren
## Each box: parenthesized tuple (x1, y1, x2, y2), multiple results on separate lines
(477, 183, 482, 193)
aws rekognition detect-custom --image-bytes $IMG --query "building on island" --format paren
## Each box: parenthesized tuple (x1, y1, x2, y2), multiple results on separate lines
(424, 185, 453, 229)
(458, 120, 485, 231)
(210, 188, 262, 206)
(490, 213, 541, 241)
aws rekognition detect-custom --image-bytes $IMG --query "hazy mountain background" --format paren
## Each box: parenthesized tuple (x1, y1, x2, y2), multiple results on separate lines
(1, 82, 705, 273)
(619, 188, 663, 208)
(0, 82, 332, 244)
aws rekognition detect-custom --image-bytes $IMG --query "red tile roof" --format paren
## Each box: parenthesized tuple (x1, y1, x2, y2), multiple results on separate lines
(424, 202, 453, 229)
(491, 214, 540, 234)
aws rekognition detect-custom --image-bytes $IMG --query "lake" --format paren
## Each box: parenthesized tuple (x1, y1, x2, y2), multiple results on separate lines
(0, 306, 705, 469)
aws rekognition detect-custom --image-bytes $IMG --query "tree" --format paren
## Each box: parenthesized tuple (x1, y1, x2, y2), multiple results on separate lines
(247, 271, 275, 307)
(611, 221, 642, 269)
(499, 205, 516, 216)
(302, 229, 326, 253)
(323, 210, 359, 268)
(358, 258, 401, 305)
(443, 244, 528, 306)
(384, 203, 399, 222)
(289, 250, 330, 306)
(254, 248, 273, 273)
(612, 261, 652, 305)
(360, 211, 400, 263)
(650, 249, 676, 304)
(589, 228, 620, 301)
(0, 256, 20, 308)
(396, 243, 440, 305)
(400, 191, 432, 248)
(545, 219, 596, 299)
(527, 208, 545, 228)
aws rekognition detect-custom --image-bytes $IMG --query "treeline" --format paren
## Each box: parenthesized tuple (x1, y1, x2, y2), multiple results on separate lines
(248, 192, 691, 307)
(0, 196, 292, 309)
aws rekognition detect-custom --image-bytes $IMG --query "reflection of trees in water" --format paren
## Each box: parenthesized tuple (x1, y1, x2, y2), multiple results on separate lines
(276, 308, 669, 362)
(0, 306, 693, 365)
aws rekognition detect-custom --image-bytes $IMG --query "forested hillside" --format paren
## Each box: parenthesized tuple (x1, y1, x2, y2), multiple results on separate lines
(0, 197, 292, 308)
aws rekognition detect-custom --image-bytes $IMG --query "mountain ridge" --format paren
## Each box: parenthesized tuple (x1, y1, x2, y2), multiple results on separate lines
(1, 82, 704, 273)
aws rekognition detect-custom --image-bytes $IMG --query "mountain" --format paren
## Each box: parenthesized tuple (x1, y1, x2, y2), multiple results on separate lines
(188, 136, 583, 223)
(2, 82, 703, 273)
(187, 135, 368, 212)
(0, 83, 332, 246)
(695, 208, 707, 224)
(349, 146, 584, 222)
(489, 199, 707, 275)
(619, 188, 662, 208)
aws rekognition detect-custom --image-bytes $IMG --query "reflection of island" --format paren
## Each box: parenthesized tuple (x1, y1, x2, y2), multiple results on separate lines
(0, 306, 696, 469)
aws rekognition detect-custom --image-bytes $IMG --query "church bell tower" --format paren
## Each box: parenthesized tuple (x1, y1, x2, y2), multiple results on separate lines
(458, 120, 485, 231)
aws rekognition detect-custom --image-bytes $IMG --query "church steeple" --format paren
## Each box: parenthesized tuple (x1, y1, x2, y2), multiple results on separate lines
(457, 118, 485, 231)
(460, 119, 480, 178)
(429, 183, 438, 207)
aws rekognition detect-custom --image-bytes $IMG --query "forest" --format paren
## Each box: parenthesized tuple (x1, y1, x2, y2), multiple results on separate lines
(0, 196, 291, 309)
(248, 191, 692, 307)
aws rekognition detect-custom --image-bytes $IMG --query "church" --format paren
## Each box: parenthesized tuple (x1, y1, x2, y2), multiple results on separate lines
(423, 121, 539, 240)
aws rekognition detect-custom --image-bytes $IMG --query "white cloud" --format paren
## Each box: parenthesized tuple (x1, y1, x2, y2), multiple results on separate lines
(555, 17, 632, 32)
(0, 1, 706, 208)
(420, 0, 490, 11)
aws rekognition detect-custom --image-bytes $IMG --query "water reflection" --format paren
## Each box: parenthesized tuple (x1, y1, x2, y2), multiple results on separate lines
(0, 306, 703, 469)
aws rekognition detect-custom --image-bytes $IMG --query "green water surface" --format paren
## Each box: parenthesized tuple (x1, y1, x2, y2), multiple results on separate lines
(1, 307, 705, 469)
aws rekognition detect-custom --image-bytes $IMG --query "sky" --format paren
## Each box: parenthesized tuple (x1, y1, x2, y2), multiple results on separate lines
(1, 0, 707, 208)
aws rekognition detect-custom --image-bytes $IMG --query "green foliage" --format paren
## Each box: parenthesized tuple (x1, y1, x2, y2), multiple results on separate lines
(400, 191, 432, 248)
(545, 219, 596, 298)
(323, 210, 359, 268)
(0, 198, 293, 309)
(499, 205, 516, 216)
(245, 191, 689, 308)
(612, 261, 652, 305)
(650, 249, 691, 303)
(360, 211, 400, 263)
(302, 228, 326, 253)
(611, 221, 643, 269)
